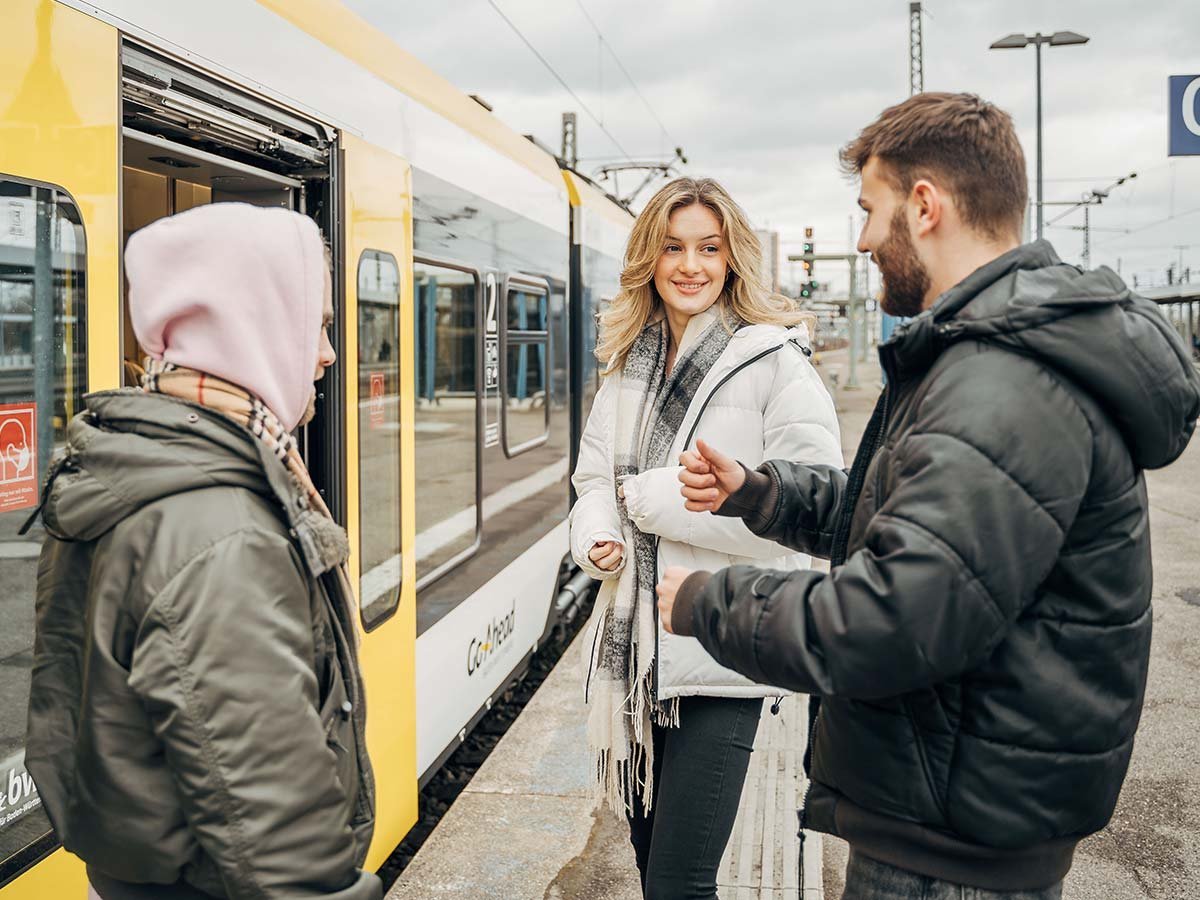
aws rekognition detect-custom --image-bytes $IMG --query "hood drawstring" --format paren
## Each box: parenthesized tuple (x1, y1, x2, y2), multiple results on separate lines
(18, 450, 76, 537)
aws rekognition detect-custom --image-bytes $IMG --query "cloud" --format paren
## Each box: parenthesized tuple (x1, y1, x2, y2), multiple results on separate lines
(346, 0, 1200, 289)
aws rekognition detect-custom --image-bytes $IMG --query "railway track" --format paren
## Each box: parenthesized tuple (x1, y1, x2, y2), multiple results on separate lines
(377, 588, 597, 889)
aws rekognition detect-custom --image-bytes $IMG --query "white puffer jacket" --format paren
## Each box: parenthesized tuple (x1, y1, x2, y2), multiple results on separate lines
(571, 321, 843, 700)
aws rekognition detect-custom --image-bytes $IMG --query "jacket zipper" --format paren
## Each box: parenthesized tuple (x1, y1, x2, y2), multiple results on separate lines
(583, 604, 607, 703)
(654, 337, 804, 699)
(679, 338, 804, 451)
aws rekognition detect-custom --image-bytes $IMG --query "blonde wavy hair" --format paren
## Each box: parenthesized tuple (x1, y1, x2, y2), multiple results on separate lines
(596, 177, 805, 374)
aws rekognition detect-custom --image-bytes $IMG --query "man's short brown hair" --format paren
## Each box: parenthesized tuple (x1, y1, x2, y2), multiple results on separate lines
(840, 92, 1027, 240)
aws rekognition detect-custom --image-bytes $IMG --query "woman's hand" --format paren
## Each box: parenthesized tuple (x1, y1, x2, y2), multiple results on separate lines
(588, 540, 624, 571)
(678, 439, 746, 512)
(656, 566, 693, 634)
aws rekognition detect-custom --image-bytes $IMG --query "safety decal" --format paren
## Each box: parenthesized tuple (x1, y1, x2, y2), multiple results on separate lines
(369, 373, 386, 429)
(0, 403, 37, 513)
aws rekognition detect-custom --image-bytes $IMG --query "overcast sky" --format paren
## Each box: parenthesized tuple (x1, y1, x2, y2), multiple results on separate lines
(345, 0, 1200, 295)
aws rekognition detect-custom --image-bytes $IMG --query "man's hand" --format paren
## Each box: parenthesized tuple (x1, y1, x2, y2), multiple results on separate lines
(588, 540, 624, 571)
(656, 566, 693, 634)
(679, 439, 746, 513)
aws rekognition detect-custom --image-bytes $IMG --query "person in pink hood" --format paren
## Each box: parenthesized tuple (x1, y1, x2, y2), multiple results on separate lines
(126, 201, 336, 430)
(26, 203, 380, 900)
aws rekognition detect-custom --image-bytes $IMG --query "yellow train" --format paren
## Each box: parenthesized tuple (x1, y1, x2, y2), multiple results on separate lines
(0, 0, 633, 894)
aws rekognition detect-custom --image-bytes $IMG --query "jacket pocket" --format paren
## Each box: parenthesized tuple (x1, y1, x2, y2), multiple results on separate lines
(903, 694, 950, 822)
(318, 663, 360, 821)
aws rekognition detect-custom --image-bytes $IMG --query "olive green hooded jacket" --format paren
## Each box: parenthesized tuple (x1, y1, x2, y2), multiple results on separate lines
(26, 390, 379, 900)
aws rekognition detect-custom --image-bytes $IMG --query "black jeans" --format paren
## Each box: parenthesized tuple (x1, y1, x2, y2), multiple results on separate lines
(627, 695, 761, 900)
(842, 851, 1064, 900)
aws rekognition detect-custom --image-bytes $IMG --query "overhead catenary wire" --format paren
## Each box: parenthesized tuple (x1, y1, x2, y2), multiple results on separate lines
(572, 0, 677, 150)
(485, 0, 634, 163)
(1093, 206, 1200, 250)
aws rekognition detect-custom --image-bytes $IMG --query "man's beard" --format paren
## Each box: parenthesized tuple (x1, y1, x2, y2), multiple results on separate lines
(875, 207, 931, 318)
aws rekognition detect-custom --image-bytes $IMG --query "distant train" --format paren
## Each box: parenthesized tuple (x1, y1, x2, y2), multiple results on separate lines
(0, 0, 633, 894)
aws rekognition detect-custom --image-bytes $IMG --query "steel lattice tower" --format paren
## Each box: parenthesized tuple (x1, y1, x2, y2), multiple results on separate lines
(909, 2, 924, 96)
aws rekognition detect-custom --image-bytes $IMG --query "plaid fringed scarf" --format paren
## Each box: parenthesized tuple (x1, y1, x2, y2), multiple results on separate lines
(588, 308, 739, 814)
(142, 359, 359, 645)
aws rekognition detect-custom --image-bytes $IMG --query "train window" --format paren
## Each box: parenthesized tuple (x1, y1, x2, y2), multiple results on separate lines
(414, 260, 480, 586)
(501, 277, 551, 457)
(0, 178, 86, 869)
(357, 251, 403, 629)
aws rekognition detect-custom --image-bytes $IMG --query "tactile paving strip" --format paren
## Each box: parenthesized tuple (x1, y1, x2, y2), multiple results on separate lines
(717, 695, 823, 899)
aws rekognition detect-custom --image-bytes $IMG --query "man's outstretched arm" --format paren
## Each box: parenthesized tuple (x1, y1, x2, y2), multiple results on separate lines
(679, 439, 847, 559)
(669, 358, 1094, 699)
(715, 460, 848, 559)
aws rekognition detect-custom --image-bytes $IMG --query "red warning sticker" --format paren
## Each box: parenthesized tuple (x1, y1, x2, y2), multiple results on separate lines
(369, 373, 386, 429)
(0, 403, 37, 513)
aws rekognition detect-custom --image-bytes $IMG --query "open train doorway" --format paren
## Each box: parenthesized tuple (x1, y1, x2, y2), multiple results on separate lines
(117, 42, 346, 520)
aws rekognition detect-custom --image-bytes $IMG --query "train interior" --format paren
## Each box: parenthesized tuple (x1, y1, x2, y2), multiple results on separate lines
(117, 43, 343, 500)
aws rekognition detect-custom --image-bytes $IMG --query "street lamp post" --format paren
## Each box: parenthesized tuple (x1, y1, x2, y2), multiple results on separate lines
(990, 30, 1090, 243)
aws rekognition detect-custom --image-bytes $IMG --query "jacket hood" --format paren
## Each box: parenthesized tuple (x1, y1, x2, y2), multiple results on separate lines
(43, 391, 349, 575)
(731, 320, 813, 355)
(41, 391, 270, 542)
(890, 240, 1200, 470)
(125, 203, 327, 431)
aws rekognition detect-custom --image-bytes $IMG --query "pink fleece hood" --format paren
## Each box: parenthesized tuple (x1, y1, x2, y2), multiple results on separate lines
(125, 203, 327, 431)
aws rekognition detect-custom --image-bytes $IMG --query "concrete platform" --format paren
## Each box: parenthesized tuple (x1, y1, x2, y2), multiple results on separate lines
(386, 628, 822, 900)
(386, 631, 641, 900)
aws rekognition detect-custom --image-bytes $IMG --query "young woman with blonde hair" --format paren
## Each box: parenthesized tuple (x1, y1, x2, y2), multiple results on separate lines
(570, 177, 843, 898)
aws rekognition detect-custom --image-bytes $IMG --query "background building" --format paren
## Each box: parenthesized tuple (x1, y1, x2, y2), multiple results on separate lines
(755, 228, 781, 293)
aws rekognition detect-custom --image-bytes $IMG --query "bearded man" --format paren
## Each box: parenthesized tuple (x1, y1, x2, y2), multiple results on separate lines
(655, 93, 1200, 898)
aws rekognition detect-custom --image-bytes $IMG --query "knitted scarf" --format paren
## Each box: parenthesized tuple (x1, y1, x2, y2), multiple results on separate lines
(587, 309, 738, 814)
(142, 359, 359, 644)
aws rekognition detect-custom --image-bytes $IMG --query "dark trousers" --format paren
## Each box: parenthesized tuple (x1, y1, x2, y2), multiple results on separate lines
(842, 851, 1064, 900)
(627, 695, 761, 900)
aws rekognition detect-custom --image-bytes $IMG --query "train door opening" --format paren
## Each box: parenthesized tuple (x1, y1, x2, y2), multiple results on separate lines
(117, 43, 344, 514)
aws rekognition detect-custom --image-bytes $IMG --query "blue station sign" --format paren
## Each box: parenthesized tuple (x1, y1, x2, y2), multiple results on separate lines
(1169, 75, 1200, 156)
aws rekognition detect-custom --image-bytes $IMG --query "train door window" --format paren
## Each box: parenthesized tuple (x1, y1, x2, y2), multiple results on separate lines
(0, 178, 86, 868)
(501, 276, 550, 456)
(357, 250, 402, 630)
(414, 259, 480, 588)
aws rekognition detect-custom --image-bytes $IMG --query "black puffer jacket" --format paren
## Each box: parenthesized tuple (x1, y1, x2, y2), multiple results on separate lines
(680, 242, 1200, 890)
